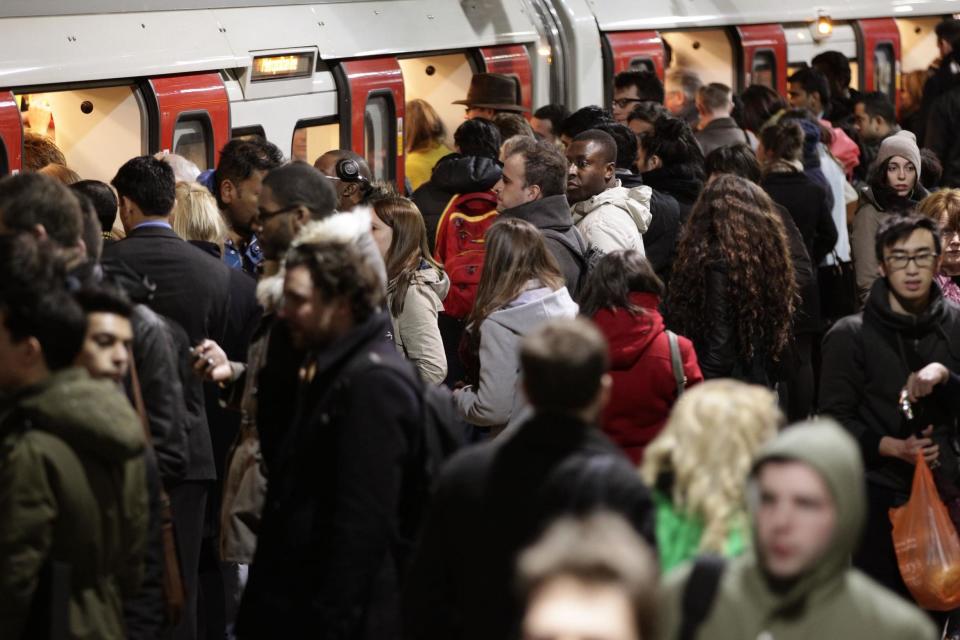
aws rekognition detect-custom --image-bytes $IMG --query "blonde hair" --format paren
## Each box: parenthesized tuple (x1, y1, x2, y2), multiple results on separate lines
(171, 181, 227, 250)
(406, 99, 446, 154)
(901, 70, 927, 115)
(640, 380, 782, 553)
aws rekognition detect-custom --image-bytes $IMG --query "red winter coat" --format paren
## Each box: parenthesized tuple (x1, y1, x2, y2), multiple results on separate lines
(592, 293, 703, 464)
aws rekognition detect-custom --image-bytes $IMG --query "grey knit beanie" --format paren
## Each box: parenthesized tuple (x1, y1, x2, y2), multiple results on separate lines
(876, 130, 921, 181)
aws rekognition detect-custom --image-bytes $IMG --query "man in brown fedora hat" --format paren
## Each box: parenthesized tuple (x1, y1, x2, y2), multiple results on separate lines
(454, 73, 527, 119)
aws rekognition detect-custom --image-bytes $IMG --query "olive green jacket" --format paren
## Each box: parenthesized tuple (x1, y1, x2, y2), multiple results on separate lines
(0, 368, 148, 639)
(655, 420, 937, 640)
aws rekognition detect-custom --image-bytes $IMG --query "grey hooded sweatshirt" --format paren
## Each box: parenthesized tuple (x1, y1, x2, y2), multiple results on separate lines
(656, 420, 936, 640)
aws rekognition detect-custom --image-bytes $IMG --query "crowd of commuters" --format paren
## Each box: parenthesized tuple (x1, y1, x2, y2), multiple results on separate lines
(2, 31, 960, 640)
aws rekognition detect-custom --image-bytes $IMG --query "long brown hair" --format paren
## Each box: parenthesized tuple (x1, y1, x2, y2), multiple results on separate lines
(406, 99, 447, 154)
(666, 174, 797, 363)
(372, 196, 441, 317)
(468, 218, 565, 328)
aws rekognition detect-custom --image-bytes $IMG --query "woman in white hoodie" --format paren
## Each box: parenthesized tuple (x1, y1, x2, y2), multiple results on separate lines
(372, 196, 449, 384)
(455, 218, 579, 436)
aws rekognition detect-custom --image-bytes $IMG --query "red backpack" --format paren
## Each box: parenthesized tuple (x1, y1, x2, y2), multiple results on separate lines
(433, 191, 499, 319)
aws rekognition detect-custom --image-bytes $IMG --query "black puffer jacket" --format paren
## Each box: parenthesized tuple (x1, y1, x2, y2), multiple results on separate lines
(925, 52, 960, 187)
(500, 194, 586, 299)
(412, 154, 502, 251)
(617, 170, 683, 284)
(640, 164, 703, 220)
(820, 278, 960, 494)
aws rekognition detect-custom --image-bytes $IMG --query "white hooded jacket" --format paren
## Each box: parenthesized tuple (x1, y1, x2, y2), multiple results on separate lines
(571, 184, 653, 256)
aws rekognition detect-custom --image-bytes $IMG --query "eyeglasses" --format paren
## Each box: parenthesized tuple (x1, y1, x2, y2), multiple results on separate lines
(884, 252, 939, 270)
(612, 98, 643, 109)
(257, 204, 300, 223)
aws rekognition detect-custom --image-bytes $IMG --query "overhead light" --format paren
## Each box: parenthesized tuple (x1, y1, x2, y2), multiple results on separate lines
(814, 13, 833, 39)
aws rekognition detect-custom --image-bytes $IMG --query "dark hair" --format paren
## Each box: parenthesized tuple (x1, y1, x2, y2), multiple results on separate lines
(493, 112, 535, 141)
(74, 285, 134, 318)
(560, 106, 613, 140)
(579, 250, 664, 317)
(935, 19, 960, 48)
(788, 67, 831, 107)
(74, 192, 103, 262)
(639, 116, 705, 178)
(520, 318, 609, 412)
(856, 91, 896, 125)
(22, 132, 66, 173)
(533, 104, 570, 136)
(213, 137, 284, 209)
(0, 288, 86, 371)
(740, 85, 787, 133)
(111, 156, 176, 218)
(284, 240, 385, 325)
(921, 149, 943, 191)
(596, 122, 639, 170)
(874, 214, 942, 263)
(667, 175, 797, 363)
(812, 51, 852, 87)
(262, 162, 337, 220)
(759, 119, 804, 163)
(0, 173, 83, 247)
(614, 70, 665, 104)
(704, 144, 762, 184)
(454, 118, 502, 159)
(627, 102, 668, 127)
(506, 137, 568, 197)
(71, 180, 118, 234)
(0, 233, 65, 294)
(572, 129, 618, 165)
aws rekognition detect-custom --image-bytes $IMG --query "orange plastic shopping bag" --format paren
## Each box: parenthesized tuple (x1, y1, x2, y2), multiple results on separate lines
(889, 453, 960, 610)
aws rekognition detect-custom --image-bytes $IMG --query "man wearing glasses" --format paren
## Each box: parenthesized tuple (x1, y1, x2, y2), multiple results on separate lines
(820, 214, 960, 606)
(611, 70, 664, 124)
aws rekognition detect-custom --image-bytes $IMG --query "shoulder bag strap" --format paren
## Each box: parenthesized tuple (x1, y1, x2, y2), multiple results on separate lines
(677, 555, 726, 640)
(667, 330, 686, 396)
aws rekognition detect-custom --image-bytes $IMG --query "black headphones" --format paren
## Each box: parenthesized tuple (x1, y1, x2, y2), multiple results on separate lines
(335, 158, 367, 183)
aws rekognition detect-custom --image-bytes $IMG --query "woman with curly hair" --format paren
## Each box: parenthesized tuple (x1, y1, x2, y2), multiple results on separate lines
(636, 115, 705, 217)
(455, 218, 578, 436)
(665, 174, 797, 388)
(371, 196, 449, 383)
(640, 379, 783, 570)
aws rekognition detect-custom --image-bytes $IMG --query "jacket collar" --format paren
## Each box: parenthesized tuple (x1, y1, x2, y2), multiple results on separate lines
(701, 116, 739, 130)
(506, 410, 617, 453)
(125, 223, 181, 240)
(307, 310, 393, 382)
(864, 276, 946, 337)
(501, 194, 573, 228)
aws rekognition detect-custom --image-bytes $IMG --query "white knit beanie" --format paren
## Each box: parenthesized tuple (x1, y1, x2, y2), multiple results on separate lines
(876, 130, 921, 181)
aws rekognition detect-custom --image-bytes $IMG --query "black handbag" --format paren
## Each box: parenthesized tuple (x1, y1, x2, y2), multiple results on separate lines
(818, 251, 859, 325)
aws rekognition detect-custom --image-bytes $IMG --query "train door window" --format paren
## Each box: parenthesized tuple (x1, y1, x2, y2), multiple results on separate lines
(232, 125, 266, 140)
(660, 29, 736, 88)
(0, 140, 8, 177)
(874, 44, 895, 100)
(15, 85, 144, 182)
(292, 118, 340, 164)
(849, 60, 860, 91)
(630, 57, 655, 73)
(364, 94, 394, 182)
(752, 51, 776, 89)
(398, 53, 474, 151)
(173, 114, 212, 171)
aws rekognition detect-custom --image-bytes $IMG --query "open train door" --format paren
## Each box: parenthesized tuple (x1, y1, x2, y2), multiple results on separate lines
(736, 24, 787, 96)
(477, 45, 534, 114)
(336, 57, 405, 192)
(856, 18, 901, 112)
(0, 91, 23, 175)
(143, 73, 230, 172)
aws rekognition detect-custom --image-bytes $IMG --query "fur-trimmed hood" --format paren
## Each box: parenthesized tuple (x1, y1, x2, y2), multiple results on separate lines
(255, 207, 387, 311)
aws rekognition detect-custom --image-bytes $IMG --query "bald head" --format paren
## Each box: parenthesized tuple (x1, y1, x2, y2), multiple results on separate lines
(314, 149, 373, 212)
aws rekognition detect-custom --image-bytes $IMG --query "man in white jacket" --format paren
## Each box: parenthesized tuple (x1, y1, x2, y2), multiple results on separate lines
(565, 129, 652, 256)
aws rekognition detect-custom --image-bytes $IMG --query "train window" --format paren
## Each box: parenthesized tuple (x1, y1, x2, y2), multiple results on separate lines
(292, 118, 339, 164)
(14, 86, 144, 182)
(232, 125, 266, 140)
(629, 57, 656, 73)
(173, 113, 213, 171)
(364, 93, 394, 182)
(752, 51, 776, 89)
(874, 44, 895, 100)
(849, 60, 860, 91)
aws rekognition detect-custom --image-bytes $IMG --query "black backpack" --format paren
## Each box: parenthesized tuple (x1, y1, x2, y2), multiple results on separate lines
(542, 227, 603, 294)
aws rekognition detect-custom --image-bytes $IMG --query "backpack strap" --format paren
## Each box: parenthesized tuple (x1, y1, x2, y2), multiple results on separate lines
(678, 555, 726, 640)
(667, 330, 687, 397)
(542, 228, 588, 269)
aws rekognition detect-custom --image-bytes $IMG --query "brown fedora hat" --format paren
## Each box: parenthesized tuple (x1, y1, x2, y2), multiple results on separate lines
(452, 73, 527, 112)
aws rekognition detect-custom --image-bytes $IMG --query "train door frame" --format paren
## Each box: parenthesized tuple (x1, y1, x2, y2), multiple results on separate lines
(735, 24, 788, 95)
(855, 18, 902, 112)
(0, 91, 22, 175)
(476, 44, 534, 114)
(334, 57, 405, 191)
(601, 31, 667, 108)
(142, 72, 230, 171)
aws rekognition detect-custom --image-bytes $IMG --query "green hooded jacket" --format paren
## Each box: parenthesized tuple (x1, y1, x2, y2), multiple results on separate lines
(0, 368, 148, 640)
(655, 419, 937, 640)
